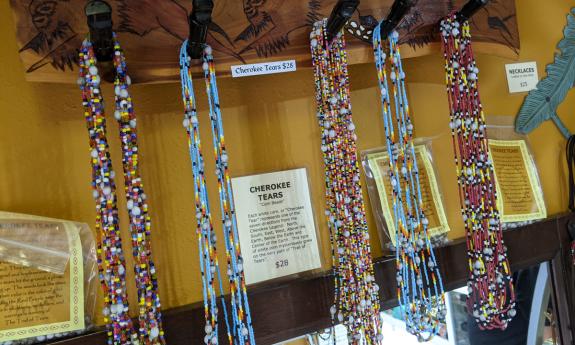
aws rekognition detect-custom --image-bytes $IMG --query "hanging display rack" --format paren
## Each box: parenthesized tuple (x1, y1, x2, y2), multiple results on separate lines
(8, 0, 520, 83)
(14, 0, 573, 344)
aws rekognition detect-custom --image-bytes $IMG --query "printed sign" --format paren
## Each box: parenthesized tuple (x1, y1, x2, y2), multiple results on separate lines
(231, 60, 296, 78)
(317, 325, 348, 345)
(366, 145, 450, 245)
(0, 215, 85, 342)
(505, 62, 539, 93)
(231, 168, 321, 285)
(489, 139, 547, 222)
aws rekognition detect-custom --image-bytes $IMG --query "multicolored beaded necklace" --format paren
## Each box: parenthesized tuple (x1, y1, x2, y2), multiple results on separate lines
(372, 26, 446, 341)
(79, 35, 165, 345)
(440, 14, 516, 330)
(179, 42, 255, 345)
(310, 20, 383, 344)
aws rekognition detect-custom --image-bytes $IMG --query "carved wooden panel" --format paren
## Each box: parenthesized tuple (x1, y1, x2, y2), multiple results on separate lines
(9, 0, 519, 83)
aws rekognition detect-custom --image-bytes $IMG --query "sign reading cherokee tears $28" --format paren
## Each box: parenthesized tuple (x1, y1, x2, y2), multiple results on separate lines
(230, 60, 296, 78)
(231, 168, 321, 285)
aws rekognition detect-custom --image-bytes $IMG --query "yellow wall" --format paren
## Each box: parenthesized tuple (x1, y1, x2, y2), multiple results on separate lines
(0, 0, 574, 337)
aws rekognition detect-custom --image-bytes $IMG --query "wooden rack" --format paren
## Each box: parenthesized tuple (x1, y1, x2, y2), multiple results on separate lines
(54, 213, 575, 345)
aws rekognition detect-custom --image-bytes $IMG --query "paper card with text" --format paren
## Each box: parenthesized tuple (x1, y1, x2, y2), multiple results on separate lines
(231, 168, 321, 285)
(231, 60, 296, 78)
(0, 215, 84, 342)
(488, 139, 547, 222)
(505, 62, 539, 93)
(367, 145, 450, 245)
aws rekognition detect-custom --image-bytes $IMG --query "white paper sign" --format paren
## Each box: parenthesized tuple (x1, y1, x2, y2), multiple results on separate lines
(230, 60, 296, 78)
(317, 325, 348, 345)
(505, 62, 539, 93)
(231, 168, 321, 285)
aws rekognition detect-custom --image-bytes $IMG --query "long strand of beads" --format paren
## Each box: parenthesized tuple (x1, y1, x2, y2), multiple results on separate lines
(179, 42, 256, 345)
(179, 43, 231, 345)
(202, 46, 256, 345)
(79, 39, 138, 345)
(111, 34, 165, 344)
(440, 14, 516, 330)
(310, 20, 382, 344)
(372, 26, 446, 341)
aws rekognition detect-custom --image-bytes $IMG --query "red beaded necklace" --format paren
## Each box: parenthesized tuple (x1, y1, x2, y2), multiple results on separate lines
(440, 14, 516, 330)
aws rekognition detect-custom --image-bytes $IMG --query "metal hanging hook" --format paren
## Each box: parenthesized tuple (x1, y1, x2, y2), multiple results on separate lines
(187, 0, 214, 59)
(379, 0, 416, 39)
(85, 0, 114, 62)
(326, 0, 360, 42)
(456, 0, 490, 23)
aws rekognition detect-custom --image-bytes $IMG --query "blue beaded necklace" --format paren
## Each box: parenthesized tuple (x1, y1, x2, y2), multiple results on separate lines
(372, 26, 446, 341)
(179, 42, 256, 345)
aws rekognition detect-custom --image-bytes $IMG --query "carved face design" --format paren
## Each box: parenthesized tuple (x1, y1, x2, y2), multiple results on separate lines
(29, 0, 58, 30)
(243, 0, 284, 20)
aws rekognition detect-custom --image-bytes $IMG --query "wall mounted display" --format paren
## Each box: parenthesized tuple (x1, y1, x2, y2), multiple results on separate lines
(9, 0, 518, 83)
(0, 212, 97, 344)
(231, 168, 322, 285)
(488, 139, 547, 224)
(363, 144, 450, 247)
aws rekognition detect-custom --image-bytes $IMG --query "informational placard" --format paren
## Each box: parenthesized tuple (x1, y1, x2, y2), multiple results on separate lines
(317, 325, 348, 345)
(231, 60, 296, 78)
(231, 168, 321, 285)
(0, 220, 84, 342)
(367, 145, 450, 245)
(505, 62, 539, 93)
(488, 139, 547, 222)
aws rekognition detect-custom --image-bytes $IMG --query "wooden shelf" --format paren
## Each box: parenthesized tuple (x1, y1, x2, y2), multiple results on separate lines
(53, 214, 574, 345)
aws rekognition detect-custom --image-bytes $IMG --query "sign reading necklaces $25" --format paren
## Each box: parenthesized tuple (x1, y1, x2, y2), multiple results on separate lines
(231, 168, 321, 285)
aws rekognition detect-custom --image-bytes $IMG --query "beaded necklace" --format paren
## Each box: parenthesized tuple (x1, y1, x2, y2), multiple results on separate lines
(440, 14, 516, 330)
(79, 35, 165, 345)
(179, 42, 255, 345)
(372, 26, 446, 341)
(310, 20, 382, 344)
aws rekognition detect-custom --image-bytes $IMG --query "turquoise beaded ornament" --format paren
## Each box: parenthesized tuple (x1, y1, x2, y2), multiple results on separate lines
(372, 26, 447, 341)
(179, 42, 256, 345)
(79, 35, 165, 345)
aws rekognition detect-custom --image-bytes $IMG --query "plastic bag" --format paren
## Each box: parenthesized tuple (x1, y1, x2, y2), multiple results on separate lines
(0, 211, 97, 344)
(362, 138, 450, 253)
(486, 116, 547, 230)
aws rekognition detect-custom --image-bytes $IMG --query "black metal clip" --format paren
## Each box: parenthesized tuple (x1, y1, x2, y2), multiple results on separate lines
(326, 0, 360, 42)
(85, 0, 114, 62)
(379, 0, 416, 39)
(456, 0, 489, 23)
(187, 0, 214, 59)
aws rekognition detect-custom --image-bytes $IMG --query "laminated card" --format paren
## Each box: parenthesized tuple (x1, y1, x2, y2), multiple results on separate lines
(231, 168, 321, 285)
